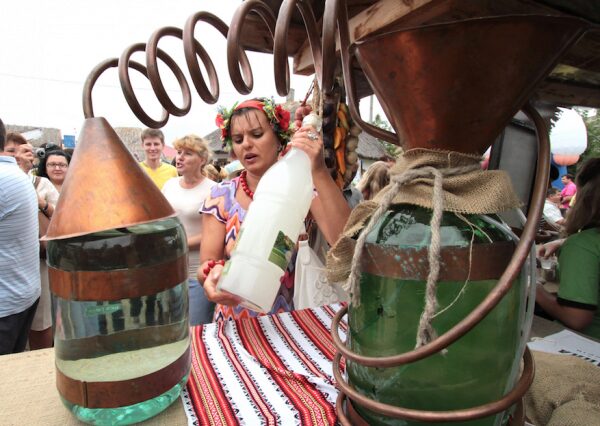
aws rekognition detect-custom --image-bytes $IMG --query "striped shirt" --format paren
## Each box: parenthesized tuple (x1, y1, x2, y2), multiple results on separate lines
(0, 156, 40, 317)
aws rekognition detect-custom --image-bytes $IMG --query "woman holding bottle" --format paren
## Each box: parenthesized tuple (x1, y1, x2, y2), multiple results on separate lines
(198, 98, 350, 321)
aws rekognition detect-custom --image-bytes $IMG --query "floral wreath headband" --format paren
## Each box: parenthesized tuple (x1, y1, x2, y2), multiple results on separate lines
(215, 97, 293, 150)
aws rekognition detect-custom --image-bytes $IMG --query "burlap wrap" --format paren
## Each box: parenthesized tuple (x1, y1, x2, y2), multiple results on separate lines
(327, 148, 522, 283)
(525, 350, 600, 426)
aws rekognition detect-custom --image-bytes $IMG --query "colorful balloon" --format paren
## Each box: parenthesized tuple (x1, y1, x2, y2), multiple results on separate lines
(550, 108, 588, 160)
(552, 153, 580, 166)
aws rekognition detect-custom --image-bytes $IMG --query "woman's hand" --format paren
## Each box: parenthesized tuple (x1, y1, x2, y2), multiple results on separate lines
(37, 195, 46, 210)
(37, 195, 53, 217)
(537, 238, 565, 258)
(16, 143, 35, 172)
(198, 262, 242, 306)
(289, 126, 327, 176)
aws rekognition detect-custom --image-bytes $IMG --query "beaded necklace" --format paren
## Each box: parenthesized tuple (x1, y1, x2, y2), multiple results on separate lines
(239, 170, 254, 200)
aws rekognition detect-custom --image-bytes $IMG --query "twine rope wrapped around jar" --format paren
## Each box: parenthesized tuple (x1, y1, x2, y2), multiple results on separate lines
(327, 148, 522, 347)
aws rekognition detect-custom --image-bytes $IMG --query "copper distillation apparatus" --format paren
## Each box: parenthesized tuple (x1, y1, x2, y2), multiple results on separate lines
(44, 0, 589, 424)
(327, 5, 588, 425)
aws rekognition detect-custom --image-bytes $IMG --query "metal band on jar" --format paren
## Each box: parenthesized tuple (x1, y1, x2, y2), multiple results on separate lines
(56, 345, 190, 408)
(49, 254, 188, 301)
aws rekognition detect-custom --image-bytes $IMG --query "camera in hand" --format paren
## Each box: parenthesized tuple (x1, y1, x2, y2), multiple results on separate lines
(35, 143, 61, 159)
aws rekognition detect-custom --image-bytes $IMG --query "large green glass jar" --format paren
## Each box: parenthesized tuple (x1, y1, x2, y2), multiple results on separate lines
(48, 217, 190, 426)
(347, 205, 529, 426)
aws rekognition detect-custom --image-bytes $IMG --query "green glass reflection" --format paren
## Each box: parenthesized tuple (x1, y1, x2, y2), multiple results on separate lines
(53, 283, 189, 355)
(63, 373, 189, 426)
(47, 217, 187, 271)
(347, 205, 526, 426)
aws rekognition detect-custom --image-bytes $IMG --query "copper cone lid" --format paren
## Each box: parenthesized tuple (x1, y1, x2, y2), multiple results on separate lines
(354, 15, 588, 155)
(44, 117, 175, 240)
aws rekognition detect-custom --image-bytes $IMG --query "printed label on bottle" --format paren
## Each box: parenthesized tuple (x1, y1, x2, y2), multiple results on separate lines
(85, 303, 122, 317)
(268, 231, 295, 271)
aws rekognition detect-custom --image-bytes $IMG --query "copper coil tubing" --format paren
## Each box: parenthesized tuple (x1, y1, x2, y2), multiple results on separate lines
(331, 305, 535, 424)
(82, 0, 327, 128)
(333, 349, 532, 424)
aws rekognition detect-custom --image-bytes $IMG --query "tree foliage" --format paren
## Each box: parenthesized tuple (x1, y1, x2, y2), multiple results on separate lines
(371, 114, 401, 159)
(574, 108, 600, 172)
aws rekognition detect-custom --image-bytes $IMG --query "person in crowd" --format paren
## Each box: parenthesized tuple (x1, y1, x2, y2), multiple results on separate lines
(4, 135, 59, 349)
(536, 158, 600, 339)
(37, 148, 71, 193)
(307, 162, 363, 269)
(16, 142, 35, 173)
(342, 163, 363, 209)
(5, 133, 34, 173)
(219, 167, 229, 181)
(559, 172, 577, 212)
(138, 128, 177, 189)
(14, 141, 59, 349)
(28, 167, 58, 349)
(224, 159, 244, 180)
(204, 164, 221, 182)
(5, 139, 59, 223)
(2, 131, 23, 157)
(356, 160, 391, 201)
(162, 135, 217, 325)
(0, 118, 41, 354)
(542, 187, 565, 231)
(11, 141, 58, 218)
(198, 98, 350, 321)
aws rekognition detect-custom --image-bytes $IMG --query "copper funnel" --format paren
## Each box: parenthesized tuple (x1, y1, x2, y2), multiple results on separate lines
(44, 117, 175, 240)
(349, 16, 587, 154)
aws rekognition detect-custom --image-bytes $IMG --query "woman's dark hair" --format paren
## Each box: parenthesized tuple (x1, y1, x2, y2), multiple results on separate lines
(564, 157, 600, 236)
(38, 149, 71, 180)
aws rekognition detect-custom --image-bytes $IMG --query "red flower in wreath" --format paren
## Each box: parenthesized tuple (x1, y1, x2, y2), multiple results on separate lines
(274, 104, 290, 131)
(220, 127, 228, 141)
(215, 113, 228, 141)
(215, 113, 225, 129)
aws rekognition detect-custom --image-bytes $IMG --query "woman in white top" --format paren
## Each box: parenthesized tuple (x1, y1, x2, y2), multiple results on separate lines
(162, 135, 216, 325)
(29, 173, 59, 349)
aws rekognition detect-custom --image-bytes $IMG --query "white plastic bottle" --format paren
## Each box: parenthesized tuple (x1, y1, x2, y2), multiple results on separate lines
(217, 116, 320, 312)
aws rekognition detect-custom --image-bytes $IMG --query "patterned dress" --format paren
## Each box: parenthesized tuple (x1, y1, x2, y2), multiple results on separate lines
(200, 176, 295, 321)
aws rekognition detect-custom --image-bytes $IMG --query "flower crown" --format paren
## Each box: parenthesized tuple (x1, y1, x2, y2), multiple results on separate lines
(215, 97, 293, 150)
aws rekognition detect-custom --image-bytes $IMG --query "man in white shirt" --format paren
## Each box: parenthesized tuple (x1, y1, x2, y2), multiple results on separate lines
(543, 187, 565, 230)
(0, 118, 41, 354)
